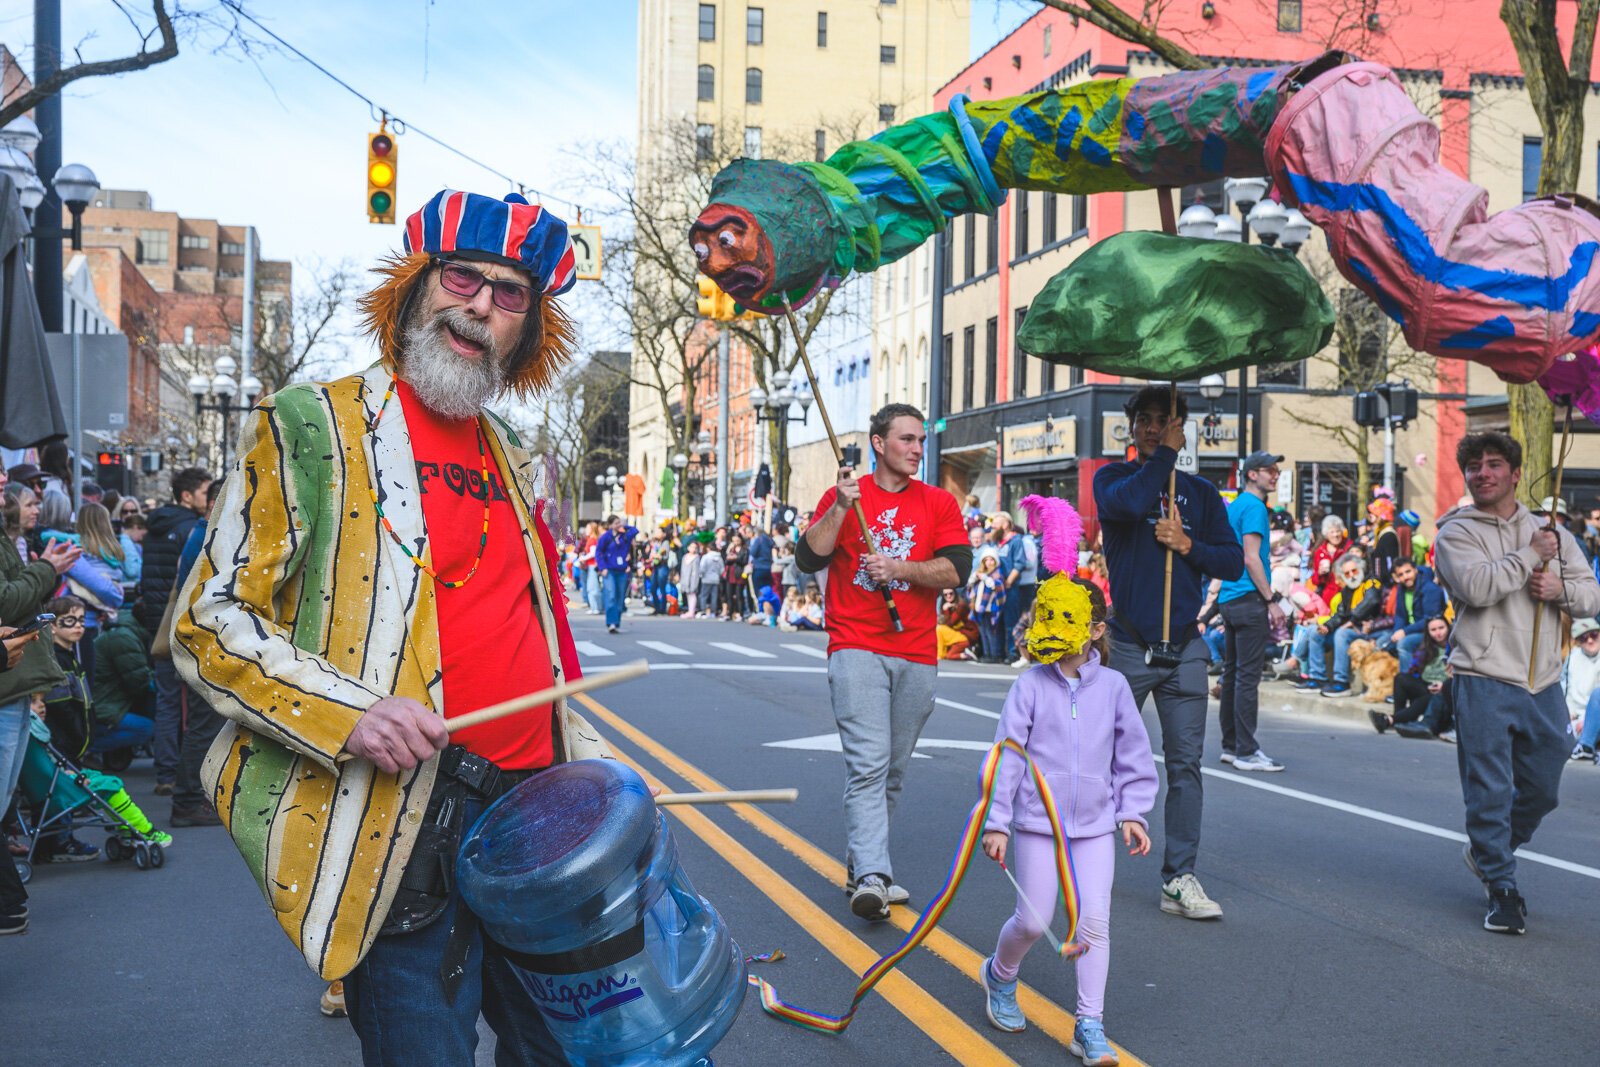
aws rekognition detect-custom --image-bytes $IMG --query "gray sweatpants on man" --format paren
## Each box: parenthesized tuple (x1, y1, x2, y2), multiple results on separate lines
(827, 649, 938, 884)
(1453, 674, 1570, 890)
(1110, 634, 1210, 883)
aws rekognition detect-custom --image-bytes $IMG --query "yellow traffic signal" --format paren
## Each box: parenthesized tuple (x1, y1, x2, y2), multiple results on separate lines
(696, 274, 736, 321)
(367, 129, 398, 224)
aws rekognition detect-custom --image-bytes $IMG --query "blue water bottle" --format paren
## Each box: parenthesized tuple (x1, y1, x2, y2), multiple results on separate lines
(457, 759, 746, 1066)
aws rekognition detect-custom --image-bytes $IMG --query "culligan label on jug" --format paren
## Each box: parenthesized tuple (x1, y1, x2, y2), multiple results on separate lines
(525, 969, 643, 1022)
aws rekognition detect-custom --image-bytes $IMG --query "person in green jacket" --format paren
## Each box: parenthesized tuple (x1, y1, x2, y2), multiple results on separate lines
(89, 610, 154, 756)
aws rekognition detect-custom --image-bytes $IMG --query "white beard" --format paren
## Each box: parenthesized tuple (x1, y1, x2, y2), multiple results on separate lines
(400, 307, 506, 420)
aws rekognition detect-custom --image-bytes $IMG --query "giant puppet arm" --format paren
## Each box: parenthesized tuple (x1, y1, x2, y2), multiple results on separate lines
(692, 52, 1600, 385)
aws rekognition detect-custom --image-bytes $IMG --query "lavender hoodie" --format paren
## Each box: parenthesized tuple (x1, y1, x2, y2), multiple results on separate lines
(984, 652, 1158, 839)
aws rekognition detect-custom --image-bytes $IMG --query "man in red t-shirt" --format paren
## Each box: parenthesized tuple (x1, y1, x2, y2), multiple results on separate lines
(796, 404, 970, 921)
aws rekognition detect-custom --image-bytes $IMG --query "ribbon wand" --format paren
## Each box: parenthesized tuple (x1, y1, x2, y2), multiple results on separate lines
(780, 299, 905, 633)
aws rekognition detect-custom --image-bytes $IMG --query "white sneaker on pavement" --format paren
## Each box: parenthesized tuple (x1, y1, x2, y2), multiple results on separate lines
(1231, 750, 1284, 772)
(1160, 873, 1223, 920)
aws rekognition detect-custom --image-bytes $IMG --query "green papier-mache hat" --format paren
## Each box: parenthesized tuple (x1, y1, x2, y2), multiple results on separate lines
(1017, 231, 1334, 380)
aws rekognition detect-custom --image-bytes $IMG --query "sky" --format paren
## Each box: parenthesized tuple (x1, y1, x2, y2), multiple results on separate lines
(4, 0, 1035, 367)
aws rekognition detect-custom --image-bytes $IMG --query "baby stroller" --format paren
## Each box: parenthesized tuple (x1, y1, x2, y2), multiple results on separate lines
(13, 715, 168, 884)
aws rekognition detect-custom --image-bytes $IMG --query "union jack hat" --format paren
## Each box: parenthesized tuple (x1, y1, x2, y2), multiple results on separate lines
(403, 189, 578, 296)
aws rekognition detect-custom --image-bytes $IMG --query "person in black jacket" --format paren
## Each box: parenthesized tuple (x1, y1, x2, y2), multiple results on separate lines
(136, 466, 211, 796)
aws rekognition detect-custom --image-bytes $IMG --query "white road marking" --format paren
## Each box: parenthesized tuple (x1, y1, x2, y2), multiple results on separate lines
(574, 640, 615, 658)
(636, 640, 691, 656)
(709, 642, 776, 659)
(765, 732, 994, 758)
(782, 643, 829, 659)
(935, 698, 1002, 721)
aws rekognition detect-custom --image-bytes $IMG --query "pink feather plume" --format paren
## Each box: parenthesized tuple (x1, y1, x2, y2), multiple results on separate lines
(1018, 494, 1084, 575)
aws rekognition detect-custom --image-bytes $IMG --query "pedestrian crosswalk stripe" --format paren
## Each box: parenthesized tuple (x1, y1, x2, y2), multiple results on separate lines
(709, 641, 776, 659)
(781, 643, 828, 660)
(935, 697, 1001, 721)
(574, 640, 615, 657)
(637, 640, 691, 656)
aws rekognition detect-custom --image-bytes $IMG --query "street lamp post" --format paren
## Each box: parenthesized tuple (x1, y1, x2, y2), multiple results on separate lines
(0, 120, 100, 331)
(188, 354, 261, 471)
(674, 431, 716, 521)
(748, 369, 812, 503)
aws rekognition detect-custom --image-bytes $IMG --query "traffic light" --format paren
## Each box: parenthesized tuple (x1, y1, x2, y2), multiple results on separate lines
(367, 129, 398, 224)
(696, 275, 733, 321)
(96, 451, 128, 494)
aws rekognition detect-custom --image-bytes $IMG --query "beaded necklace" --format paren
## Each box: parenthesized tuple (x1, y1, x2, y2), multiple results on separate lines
(367, 377, 491, 589)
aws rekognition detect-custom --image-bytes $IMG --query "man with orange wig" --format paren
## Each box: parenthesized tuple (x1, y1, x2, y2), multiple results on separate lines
(173, 190, 604, 1065)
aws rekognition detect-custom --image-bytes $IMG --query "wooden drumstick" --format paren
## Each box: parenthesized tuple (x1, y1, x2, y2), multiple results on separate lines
(445, 660, 650, 733)
(655, 788, 799, 806)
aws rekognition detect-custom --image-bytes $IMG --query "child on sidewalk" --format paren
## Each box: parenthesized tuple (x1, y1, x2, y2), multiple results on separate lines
(979, 496, 1157, 1067)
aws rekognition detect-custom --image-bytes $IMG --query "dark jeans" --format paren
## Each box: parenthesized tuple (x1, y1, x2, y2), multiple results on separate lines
(0, 849, 24, 916)
(1453, 674, 1569, 890)
(1001, 583, 1036, 659)
(649, 564, 670, 613)
(173, 689, 226, 810)
(1110, 634, 1210, 882)
(1218, 595, 1270, 758)
(89, 712, 154, 754)
(977, 616, 1006, 661)
(601, 569, 628, 628)
(345, 797, 569, 1066)
(1393, 674, 1434, 725)
(152, 657, 183, 784)
(752, 568, 773, 594)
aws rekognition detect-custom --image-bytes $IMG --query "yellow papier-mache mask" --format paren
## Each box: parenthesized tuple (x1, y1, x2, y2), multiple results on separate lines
(1017, 493, 1091, 664)
(1025, 575, 1093, 665)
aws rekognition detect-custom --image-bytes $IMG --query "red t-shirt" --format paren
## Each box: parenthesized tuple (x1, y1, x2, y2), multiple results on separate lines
(812, 476, 965, 665)
(398, 381, 554, 769)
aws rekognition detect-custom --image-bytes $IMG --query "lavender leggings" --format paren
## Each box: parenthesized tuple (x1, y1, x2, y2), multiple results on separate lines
(990, 829, 1115, 1019)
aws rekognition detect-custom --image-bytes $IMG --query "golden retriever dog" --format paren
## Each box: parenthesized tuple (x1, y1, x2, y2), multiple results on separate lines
(1347, 639, 1400, 703)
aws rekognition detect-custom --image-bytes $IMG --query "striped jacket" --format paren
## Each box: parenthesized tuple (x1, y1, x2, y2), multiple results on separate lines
(174, 365, 591, 980)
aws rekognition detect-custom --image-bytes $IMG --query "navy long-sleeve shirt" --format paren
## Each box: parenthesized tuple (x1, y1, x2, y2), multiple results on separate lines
(1092, 446, 1243, 647)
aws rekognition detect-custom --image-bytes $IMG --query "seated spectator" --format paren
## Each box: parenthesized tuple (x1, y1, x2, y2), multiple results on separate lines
(37, 493, 124, 684)
(797, 589, 825, 631)
(1278, 583, 1330, 681)
(1376, 558, 1446, 665)
(1296, 553, 1383, 697)
(1377, 616, 1453, 737)
(90, 606, 156, 757)
(748, 581, 783, 626)
(937, 606, 976, 661)
(40, 596, 94, 761)
(1269, 508, 1300, 596)
(1308, 515, 1350, 604)
(1565, 618, 1600, 762)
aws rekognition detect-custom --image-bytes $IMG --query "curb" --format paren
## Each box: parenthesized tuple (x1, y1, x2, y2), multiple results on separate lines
(1249, 676, 1388, 726)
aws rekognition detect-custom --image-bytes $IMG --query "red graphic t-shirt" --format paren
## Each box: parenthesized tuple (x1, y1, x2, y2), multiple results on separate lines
(811, 476, 965, 665)
(398, 381, 554, 769)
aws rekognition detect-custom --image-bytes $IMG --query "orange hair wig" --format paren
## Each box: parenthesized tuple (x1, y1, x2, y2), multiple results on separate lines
(357, 251, 578, 400)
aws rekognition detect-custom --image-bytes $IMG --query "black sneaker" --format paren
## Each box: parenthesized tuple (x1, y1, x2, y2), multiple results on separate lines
(1484, 888, 1527, 934)
(1571, 743, 1598, 762)
(1321, 683, 1353, 697)
(1393, 721, 1434, 740)
(1368, 710, 1392, 734)
(1294, 678, 1323, 691)
(851, 874, 891, 921)
(0, 912, 26, 936)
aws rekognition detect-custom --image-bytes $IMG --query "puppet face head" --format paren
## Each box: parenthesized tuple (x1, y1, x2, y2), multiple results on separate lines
(1023, 575, 1094, 665)
(690, 204, 776, 303)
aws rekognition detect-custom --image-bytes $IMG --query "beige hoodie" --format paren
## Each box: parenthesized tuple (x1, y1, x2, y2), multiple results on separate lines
(1433, 502, 1600, 691)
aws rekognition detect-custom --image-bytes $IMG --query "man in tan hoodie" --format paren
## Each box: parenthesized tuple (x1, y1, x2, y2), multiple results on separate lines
(1433, 432, 1600, 935)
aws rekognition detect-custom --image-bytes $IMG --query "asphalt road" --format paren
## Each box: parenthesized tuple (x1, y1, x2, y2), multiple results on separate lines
(9, 604, 1597, 1065)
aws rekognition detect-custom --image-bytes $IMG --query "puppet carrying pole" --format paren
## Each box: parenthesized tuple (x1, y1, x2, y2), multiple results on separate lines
(1528, 397, 1574, 688)
(781, 300, 905, 632)
(1162, 380, 1178, 646)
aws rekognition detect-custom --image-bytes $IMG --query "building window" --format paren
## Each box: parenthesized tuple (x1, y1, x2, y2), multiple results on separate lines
(696, 123, 715, 161)
(1043, 24, 1053, 56)
(743, 126, 762, 159)
(698, 64, 715, 101)
(1043, 354, 1056, 394)
(699, 3, 716, 40)
(1042, 192, 1058, 244)
(963, 213, 976, 280)
(881, 45, 897, 65)
(984, 317, 999, 406)
(815, 129, 827, 161)
(220, 240, 245, 256)
(1072, 194, 1088, 234)
(1277, 0, 1302, 32)
(179, 234, 210, 250)
(1523, 137, 1543, 202)
(817, 11, 827, 46)
(137, 228, 170, 265)
(921, 245, 930, 294)
(941, 333, 953, 413)
(1015, 191, 1030, 258)
(747, 7, 763, 44)
(878, 103, 896, 124)
(1013, 306, 1029, 400)
(986, 210, 999, 273)
(962, 326, 976, 411)
(746, 67, 763, 104)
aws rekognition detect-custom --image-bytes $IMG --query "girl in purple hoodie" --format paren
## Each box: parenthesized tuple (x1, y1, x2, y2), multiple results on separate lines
(979, 497, 1159, 1066)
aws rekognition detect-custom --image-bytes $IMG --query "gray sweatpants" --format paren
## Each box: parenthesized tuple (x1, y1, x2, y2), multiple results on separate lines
(827, 649, 937, 884)
(1453, 674, 1571, 890)
(1110, 634, 1210, 883)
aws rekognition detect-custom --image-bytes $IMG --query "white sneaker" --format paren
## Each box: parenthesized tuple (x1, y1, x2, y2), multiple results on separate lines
(1439, 729, 1457, 744)
(1160, 873, 1223, 920)
(1010, 657, 1029, 668)
(1231, 750, 1284, 773)
(1219, 750, 1235, 765)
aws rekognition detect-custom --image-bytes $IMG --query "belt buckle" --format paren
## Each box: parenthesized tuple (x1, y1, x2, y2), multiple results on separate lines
(453, 751, 497, 795)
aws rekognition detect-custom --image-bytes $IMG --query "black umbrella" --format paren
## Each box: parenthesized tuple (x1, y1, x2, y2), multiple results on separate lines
(0, 172, 66, 449)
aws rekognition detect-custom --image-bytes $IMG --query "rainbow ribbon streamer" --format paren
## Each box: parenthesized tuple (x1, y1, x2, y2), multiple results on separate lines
(748, 738, 1084, 1034)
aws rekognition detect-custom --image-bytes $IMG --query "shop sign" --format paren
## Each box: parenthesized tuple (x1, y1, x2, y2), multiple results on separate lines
(1101, 413, 1252, 456)
(1002, 416, 1077, 465)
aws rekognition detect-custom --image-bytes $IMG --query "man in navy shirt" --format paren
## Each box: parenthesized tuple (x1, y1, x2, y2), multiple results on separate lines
(743, 521, 775, 595)
(1093, 385, 1243, 921)
(596, 515, 639, 633)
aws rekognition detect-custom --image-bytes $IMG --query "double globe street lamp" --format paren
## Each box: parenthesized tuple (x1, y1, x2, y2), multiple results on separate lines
(671, 430, 716, 520)
(0, 116, 100, 251)
(747, 370, 812, 503)
(189, 354, 262, 471)
(595, 465, 621, 518)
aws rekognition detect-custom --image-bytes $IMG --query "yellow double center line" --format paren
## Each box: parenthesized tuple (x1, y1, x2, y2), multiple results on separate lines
(576, 693, 1149, 1067)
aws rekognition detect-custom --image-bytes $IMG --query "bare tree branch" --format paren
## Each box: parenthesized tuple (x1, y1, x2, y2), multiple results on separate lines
(1036, 0, 1207, 71)
(0, 2, 179, 128)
